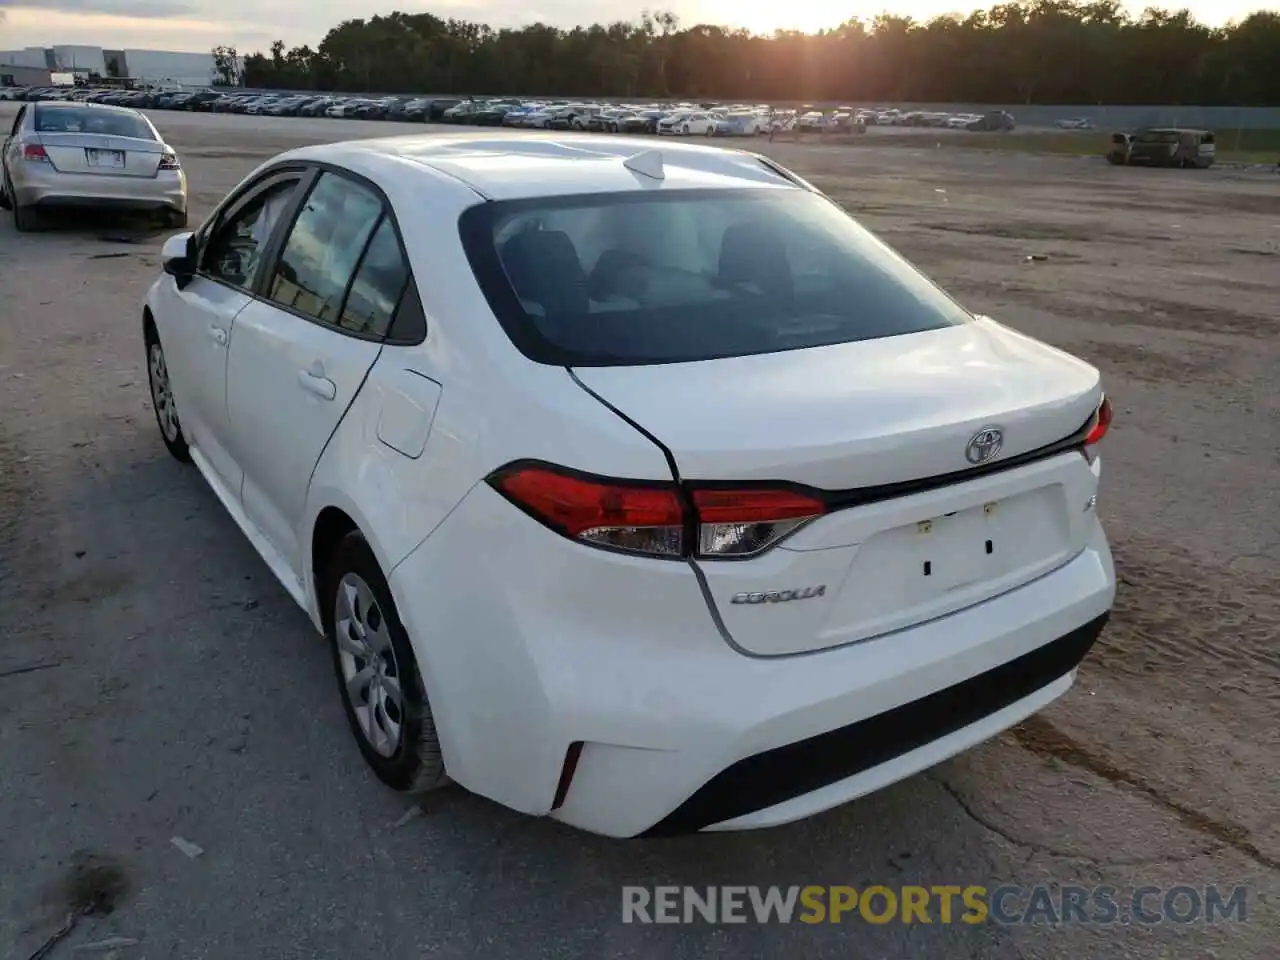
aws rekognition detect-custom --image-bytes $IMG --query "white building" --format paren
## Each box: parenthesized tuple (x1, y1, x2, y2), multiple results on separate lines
(0, 47, 52, 69)
(0, 44, 234, 88)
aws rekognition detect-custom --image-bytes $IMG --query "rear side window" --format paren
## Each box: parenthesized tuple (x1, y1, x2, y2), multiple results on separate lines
(268, 172, 383, 325)
(338, 216, 411, 338)
(34, 106, 153, 139)
(459, 188, 971, 366)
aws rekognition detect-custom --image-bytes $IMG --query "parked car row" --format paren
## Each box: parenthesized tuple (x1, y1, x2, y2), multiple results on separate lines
(3, 85, 1018, 136)
(433, 99, 784, 137)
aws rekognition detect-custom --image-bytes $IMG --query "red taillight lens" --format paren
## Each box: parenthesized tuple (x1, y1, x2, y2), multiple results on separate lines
(692, 488, 826, 557)
(1084, 395, 1112, 447)
(158, 151, 180, 170)
(1082, 394, 1112, 464)
(489, 465, 826, 559)
(23, 144, 49, 162)
(490, 466, 685, 557)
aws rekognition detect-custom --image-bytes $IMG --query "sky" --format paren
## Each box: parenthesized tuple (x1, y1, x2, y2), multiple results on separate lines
(0, 0, 1270, 54)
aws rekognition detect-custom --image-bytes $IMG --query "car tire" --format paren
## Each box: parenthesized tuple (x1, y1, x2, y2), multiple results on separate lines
(681, 124, 690, 135)
(324, 531, 448, 794)
(12, 192, 42, 232)
(166, 209, 189, 229)
(144, 323, 191, 463)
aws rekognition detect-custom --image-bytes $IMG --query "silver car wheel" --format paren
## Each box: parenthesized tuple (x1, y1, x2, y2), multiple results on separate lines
(148, 342, 181, 443)
(335, 572, 404, 758)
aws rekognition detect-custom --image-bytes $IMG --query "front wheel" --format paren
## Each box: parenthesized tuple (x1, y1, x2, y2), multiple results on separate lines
(145, 327, 191, 462)
(325, 531, 448, 794)
(681, 124, 690, 135)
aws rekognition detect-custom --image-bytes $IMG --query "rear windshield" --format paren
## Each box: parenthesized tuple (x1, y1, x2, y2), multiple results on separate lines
(35, 106, 153, 139)
(459, 188, 971, 366)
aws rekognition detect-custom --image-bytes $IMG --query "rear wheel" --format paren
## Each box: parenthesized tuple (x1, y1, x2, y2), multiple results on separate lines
(166, 209, 189, 229)
(14, 201, 42, 232)
(9, 175, 42, 232)
(324, 531, 448, 794)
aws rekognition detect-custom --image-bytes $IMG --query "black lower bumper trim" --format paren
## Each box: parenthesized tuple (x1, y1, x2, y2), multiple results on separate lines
(640, 613, 1109, 837)
(34, 197, 177, 213)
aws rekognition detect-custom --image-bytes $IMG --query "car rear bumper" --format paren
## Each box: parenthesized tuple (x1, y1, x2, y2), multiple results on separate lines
(13, 165, 186, 213)
(388, 484, 1114, 838)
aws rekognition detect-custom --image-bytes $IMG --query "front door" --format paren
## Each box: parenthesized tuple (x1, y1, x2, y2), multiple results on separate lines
(160, 172, 305, 497)
(225, 170, 412, 574)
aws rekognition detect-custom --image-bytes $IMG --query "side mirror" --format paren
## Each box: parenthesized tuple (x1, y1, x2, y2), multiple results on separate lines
(161, 230, 196, 288)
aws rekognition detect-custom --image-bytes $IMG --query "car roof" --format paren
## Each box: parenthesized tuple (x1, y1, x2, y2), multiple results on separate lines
(275, 132, 799, 200)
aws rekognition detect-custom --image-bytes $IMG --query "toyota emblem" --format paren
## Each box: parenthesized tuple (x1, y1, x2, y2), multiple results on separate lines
(965, 426, 1004, 465)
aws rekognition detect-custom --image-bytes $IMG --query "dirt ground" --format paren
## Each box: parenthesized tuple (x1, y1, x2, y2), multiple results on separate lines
(1, 107, 1276, 959)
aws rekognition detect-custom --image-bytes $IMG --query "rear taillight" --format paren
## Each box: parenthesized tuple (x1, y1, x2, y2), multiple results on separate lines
(490, 466, 685, 557)
(158, 152, 180, 170)
(488, 465, 825, 560)
(23, 144, 49, 163)
(692, 487, 826, 557)
(1082, 394, 1112, 462)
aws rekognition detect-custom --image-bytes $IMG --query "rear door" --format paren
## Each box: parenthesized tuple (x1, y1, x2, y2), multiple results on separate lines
(224, 168, 412, 573)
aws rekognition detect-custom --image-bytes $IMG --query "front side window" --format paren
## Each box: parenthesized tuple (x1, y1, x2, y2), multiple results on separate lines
(202, 179, 301, 289)
(460, 187, 972, 366)
(267, 172, 383, 325)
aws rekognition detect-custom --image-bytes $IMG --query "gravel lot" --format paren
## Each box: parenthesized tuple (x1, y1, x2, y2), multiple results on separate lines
(1, 107, 1276, 959)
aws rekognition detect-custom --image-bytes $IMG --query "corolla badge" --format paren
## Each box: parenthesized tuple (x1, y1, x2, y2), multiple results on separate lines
(730, 585, 826, 605)
(965, 426, 1004, 465)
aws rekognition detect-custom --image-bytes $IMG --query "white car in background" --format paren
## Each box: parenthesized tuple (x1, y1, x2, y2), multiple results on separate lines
(141, 133, 1115, 838)
(658, 112, 718, 135)
(1, 100, 187, 231)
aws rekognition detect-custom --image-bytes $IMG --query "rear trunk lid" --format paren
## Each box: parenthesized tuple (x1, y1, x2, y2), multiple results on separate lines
(573, 318, 1104, 656)
(37, 132, 164, 178)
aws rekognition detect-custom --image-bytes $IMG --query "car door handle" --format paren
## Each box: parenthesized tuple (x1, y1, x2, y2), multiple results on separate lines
(298, 369, 337, 401)
(207, 325, 227, 346)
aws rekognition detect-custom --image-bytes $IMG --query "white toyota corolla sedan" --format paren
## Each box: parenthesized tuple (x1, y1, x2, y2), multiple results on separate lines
(142, 133, 1115, 838)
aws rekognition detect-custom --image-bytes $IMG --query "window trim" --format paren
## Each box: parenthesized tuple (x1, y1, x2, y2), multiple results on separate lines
(251, 161, 424, 346)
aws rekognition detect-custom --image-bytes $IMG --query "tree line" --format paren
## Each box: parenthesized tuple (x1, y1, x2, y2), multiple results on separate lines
(214, 3, 1280, 106)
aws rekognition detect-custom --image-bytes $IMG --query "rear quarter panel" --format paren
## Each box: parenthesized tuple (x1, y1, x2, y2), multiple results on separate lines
(300, 161, 674, 617)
